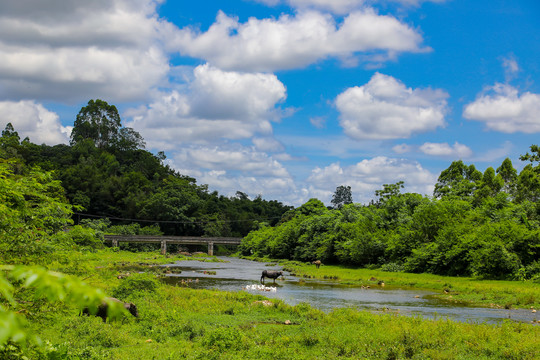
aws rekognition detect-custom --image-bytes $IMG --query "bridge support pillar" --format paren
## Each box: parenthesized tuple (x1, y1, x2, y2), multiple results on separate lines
(208, 242, 214, 256)
(161, 240, 167, 255)
(112, 239, 118, 248)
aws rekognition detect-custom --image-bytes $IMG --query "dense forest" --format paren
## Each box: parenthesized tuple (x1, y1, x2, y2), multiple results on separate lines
(0, 99, 292, 238)
(240, 153, 540, 280)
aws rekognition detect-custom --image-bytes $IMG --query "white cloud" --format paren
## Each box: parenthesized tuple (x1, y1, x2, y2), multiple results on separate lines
(174, 145, 290, 178)
(463, 83, 540, 133)
(189, 64, 286, 121)
(306, 156, 437, 204)
(501, 55, 520, 81)
(392, 143, 413, 154)
(252, 137, 285, 152)
(173, 10, 426, 72)
(169, 144, 297, 201)
(336, 73, 448, 140)
(0, 100, 71, 145)
(419, 142, 472, 158)
(253, 0, 447, 14)
(125, 64, 286, 148)
(0, 0, 175, 102)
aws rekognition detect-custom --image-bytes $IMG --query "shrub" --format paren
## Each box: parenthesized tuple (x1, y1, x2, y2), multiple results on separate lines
(202, 327, 244, 351)
(112, 273, 159, 298)
(380, 262, 404, 272)
(63, 225, 103, 249)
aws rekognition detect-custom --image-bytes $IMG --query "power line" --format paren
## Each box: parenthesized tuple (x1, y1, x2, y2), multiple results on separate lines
(73, 212, 283, 225)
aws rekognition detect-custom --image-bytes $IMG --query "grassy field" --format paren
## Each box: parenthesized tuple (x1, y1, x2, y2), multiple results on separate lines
(8, 250, 540, 359)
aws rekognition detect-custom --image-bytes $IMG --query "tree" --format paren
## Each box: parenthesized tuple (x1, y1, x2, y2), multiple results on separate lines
(331, 185, 353, 209)
(70, 99, 144, 150)
(375, 181, 404, 205)
(496, 158, 517, 196)
(0, 123, 21, 159)
(433, 160, 482, 200)
(473, 167, 504, 206)
(515, 146, 540, 203)
(0, 160, 73, 259)
(519, 145, 540, 167)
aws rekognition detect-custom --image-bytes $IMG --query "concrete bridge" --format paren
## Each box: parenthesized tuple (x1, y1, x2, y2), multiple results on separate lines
(104, 235, 243, 255)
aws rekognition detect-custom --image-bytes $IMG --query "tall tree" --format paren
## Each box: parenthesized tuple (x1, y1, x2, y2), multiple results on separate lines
(331, 185, 353, 209)
(70, 99, 121, 149)
(1, 123, 21, 156)
(375, 181, 404, 204)
(433, 160, 482, 200)
(515, 145, 540, 203)
(496, 157, 517, 196)
(70, 99, 144, 150)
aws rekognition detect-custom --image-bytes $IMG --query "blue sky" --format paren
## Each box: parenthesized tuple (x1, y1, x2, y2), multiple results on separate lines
(0, 0, 539, 206)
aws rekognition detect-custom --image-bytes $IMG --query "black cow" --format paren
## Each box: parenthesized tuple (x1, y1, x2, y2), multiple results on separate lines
(260, 270, 283, 284)
(82, 297, 138, 321)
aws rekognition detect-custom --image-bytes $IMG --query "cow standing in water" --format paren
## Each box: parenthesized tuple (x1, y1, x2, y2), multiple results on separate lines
(260, 270, 283, 284)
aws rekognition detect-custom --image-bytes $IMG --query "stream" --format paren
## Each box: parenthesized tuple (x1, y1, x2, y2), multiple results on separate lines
(160, 257, 538, 324)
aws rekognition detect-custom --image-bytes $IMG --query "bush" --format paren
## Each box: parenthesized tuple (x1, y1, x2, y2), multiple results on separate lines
(202, 327, 244, 351)
(63, 225, 103, 249)
(380, 262, 404, 272)
(112, 273, 159, 298)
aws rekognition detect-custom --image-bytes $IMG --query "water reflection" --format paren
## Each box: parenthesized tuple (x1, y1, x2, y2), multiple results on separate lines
(161, 257, 538, 324)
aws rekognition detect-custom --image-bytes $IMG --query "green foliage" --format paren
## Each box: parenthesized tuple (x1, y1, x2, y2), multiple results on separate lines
(433, 160, 483, 200)
(331, 185, 353, 209)
(0, 265, 122, 353)
(374, 181, 404, 204)
(0, 160, 73, 261)
(3, 115, 291, 239)
(111, 273, 158, 299)
(55, 225, 104, 249)
(242, 153, 540, 279)
(70, 99, 145, 151)
(203, 327, 245, 351)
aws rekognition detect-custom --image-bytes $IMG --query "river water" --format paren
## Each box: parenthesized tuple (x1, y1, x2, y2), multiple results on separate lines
(161, 257, 538, 324)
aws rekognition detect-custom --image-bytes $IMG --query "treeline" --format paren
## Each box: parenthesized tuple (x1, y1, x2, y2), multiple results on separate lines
(240, 152, 540, 280)
(0, 99, 291, 238)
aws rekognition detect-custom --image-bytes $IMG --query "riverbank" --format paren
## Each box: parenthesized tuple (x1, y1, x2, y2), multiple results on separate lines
(14, 249, 539, 359)
(240, 256, 540, 310)
(5, 249, 539, 359)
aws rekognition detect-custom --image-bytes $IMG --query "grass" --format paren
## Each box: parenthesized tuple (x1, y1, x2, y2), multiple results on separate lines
(6, 249, 540, 359)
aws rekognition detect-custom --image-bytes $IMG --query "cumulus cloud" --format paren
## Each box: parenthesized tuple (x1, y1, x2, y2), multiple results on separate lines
(254, 0, 447, 14)
(306, 156, 437, 204)
(419, 142, 472, 158)
(174, 145, 290, 177)
(0, 100, 71, 144)
(169, 144, 297, 201)
(0, 0, 175, 102)
(336, 73, 448, 140)
(173, 10, 426, 72)
(125, 64, 286, 149)
(463, 83, 540, 133)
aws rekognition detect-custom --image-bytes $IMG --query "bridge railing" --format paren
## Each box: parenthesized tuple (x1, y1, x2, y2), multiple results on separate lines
(103, 235, 243, 255)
